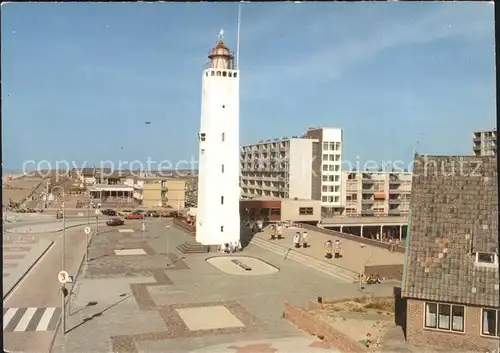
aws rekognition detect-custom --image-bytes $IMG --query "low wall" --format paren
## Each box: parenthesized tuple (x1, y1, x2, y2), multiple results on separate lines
(365, 264, 403, 281)
(173, 218, 195, 235)
(283, 301, 366, 352)
(300, 224, 405, 254)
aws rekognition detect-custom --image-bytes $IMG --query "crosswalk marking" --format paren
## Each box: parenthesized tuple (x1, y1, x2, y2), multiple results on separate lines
(3, 307, 61, 332)
(14, 307, 37, 332)
(3, 308, 18, 330)
(36, 307, 55, 331)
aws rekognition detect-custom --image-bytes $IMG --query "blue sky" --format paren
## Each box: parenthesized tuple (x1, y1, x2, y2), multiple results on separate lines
(1, 2, 495, 171)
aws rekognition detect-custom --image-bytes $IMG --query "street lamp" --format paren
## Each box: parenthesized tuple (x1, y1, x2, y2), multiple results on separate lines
(51, 184, 67, 335)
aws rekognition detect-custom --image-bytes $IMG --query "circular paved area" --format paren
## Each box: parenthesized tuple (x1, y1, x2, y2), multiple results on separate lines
(206, 256, 279, 276)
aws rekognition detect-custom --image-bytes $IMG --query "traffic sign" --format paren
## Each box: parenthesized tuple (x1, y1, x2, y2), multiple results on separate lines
(84, 227, 91, 235)
(58, 270, 69, 284)
(67, 275, 75, 283)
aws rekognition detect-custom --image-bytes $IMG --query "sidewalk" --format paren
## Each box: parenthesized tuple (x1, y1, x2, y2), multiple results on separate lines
(4, 220, 106, 234)
(253, 225, 404, 274)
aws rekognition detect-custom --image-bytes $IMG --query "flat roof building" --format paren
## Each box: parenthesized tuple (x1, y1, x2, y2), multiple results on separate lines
(473, 129, 497, 157)
(341, 170, 412, 217)
(240, 136, 316, 200)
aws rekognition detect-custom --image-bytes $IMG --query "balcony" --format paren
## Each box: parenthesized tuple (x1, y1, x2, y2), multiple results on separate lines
(388, 209, 401, 215)
(361, 198, 374, 204)
(388, 198, 402, 204)
(361, 209, 375, 216)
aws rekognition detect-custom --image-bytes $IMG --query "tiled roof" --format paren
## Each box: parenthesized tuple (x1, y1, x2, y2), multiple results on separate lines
(402, 155, 499, 307)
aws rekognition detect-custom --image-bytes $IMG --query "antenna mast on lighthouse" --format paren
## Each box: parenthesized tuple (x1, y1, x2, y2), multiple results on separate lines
(236, 3, 241, 70)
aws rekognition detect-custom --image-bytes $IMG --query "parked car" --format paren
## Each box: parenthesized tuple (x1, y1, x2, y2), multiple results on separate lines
(101, 209, 117, 216)
(146, 211, 159, 217)
(106, 217, 125, 226)
(135, 210, 146, 215)
(118, 209, 133, 217)
(126, 213, 145, 220)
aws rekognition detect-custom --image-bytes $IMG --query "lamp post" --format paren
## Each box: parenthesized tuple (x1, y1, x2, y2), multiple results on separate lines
(51, 185, 66, 335)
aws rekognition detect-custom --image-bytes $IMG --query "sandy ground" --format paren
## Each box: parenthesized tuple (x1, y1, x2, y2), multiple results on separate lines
(2, 176, 44, 206)
(311, 297, 395, 351)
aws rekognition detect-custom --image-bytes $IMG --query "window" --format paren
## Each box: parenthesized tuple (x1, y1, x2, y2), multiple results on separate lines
(323, 154, 328, 161)
(205, 72, 208, 77)
(270, 208, 281, 215)
(217, 71, 221, 76)
(328, 196, 333, 203)
(334, 196, 339, 202)
(330, 142, 335, 150)
(476, 252, 497, 264)
(425, 302, 464, 333)
(222, 105, 226, 108)
(336, 142, 341, 150)
(211, 71, 215, 76)
(328, 165, 335, 171)
(482, 309, 500, 337)
(221, 196, 224, 204)
(322, 186, 328, 192)
(222, 71, 227, 77)
(221, 226, 224, 232)
(322, 196, 327, 202)
(222, 133, 225, 141)
(329, 175, 334, 182)
(228, 72, 232, 77)
(221, 164, 224, 173)
(329, 155, 335, 161)
(334, 186, 340, 192)
(198, 132, 206, 142)
(323, 142, 329, 150)
(201, 149, 205, 155)
(323, 165, 328, 171)
(299, 207, 313, 215)
(334, 175, 340, 182)
(260, 208, 270, 216)
(322, 175, 328, 182)
(335, 155, 340, 161)
(233, 73, 237, 78)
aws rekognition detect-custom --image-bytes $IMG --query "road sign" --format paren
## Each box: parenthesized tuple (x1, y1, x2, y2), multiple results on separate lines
(95, 209, 100, 215)
(84, 227, 91, 235)
(67, 275, 75, 283)
(58, 270, 69, 284)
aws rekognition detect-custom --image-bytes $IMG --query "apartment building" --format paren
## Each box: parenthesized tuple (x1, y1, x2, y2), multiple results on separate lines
(473, 129, 497, 156)
(240, 137, 316, 200)
(304, 127, 343, 217)
(342, 170, 412, 216)
(124, 175, 186, 209)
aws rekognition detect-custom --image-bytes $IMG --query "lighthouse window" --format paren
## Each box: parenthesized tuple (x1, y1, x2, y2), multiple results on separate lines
(221, 226, 224, 232)
(222, 133, 225, 141)
(217, 71, 221, 77)
(198, 133, 206, 142)
(205, 72, 208, 77)
(234, 73, 237, 78)
(221, 196, 224, 204)
(222, 71, 227, 77)
(211, 71, 215, 76)
(221, 164, 225, 173)
(228, 72, 232, 77)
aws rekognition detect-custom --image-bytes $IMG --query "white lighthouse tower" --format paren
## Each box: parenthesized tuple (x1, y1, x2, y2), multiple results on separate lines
(196, 30, 240, 246)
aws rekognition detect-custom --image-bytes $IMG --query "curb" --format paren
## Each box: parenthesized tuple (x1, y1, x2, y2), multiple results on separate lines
(49, 231, 93, 353)
(3, 241, 55, 300)
(5, 221, 107, 234)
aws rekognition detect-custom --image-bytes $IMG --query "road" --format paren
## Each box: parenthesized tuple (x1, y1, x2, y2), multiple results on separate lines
(3, 220, 92, 353)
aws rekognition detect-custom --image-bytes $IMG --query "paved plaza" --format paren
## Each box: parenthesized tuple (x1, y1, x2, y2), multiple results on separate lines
(51, 220, 395, 353)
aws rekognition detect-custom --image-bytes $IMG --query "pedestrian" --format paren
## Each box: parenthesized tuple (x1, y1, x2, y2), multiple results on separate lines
(388, 235, 393, 252)
(325, 240, 333, 259)
(277, 223, 283, 240)
(302, 231, 308, 248)
(333, 239, 342, 258)
(270, 224, 276, 240)
(395, 237, 400, 251)
(293, 232, 301, 248)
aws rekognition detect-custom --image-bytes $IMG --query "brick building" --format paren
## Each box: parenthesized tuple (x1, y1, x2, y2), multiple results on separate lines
(402, 155, 499, 351)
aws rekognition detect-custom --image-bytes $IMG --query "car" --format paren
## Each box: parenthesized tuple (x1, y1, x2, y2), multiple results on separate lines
(135, 210, 146, 215)
(101, 209, 117, 216)
(126, 213, 145, 220)
(106, 217, 125, 226)
(118, 209, 133, 217)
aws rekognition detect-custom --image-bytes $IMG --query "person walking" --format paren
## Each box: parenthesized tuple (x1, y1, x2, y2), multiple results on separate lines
(293, 232, 301, 248)
(325, 240, 333, 259)
(302, 231, 309, 248)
